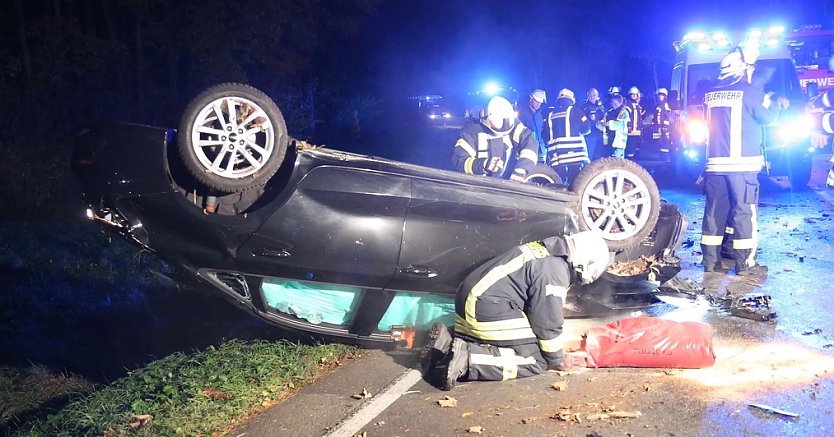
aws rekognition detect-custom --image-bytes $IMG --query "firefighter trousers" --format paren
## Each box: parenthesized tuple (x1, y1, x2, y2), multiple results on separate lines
(701, 173, 759, 271)
(461, 342, 551, 382)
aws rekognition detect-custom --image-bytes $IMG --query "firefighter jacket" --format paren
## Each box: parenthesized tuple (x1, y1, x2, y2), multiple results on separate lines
(454, 240, 572, 361)
(704, 80, 777, 174)
(517, 104, 546, 153)
(651, 101, 672, 140)
(579, 99, 607, 135)
(542, 101, 592, 167)
(452, 120, 539, 179)
(605, 105, 631, 149)
(624, 101, 645, 136)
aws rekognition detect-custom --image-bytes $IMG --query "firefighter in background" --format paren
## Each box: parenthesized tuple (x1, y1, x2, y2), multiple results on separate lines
(604, 94, 631, 158)
(604, 86, 621, 111)
(701, 45, 776, 276)
(517, 89, 548, 163)
(420, 231, 611, 391)
(624, 86, 646, 159)
(579, 88, 607, 160)
(651, 88, 672, 144)
(452, 96, 539, 182)
(542, 88, 592, 184)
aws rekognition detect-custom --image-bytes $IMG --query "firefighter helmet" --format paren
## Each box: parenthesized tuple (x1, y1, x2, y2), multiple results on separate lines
(628, 86, 641, 96)
(530, 89, 547, 103)
(657, 88, 668, 96)
(564, 231, 611, 285)
(719, 45, 760, 81)
(608, 86, 621, 95)
(484, 96, 516, 134)
(557, 88, 575, 102)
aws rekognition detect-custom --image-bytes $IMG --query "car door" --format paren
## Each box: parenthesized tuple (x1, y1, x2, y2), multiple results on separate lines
(389, 178, 580, 295)
(239, 166, 410, 289)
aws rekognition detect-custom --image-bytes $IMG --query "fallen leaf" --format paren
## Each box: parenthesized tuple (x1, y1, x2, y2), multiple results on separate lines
(609, 411, 643, 419)
(437, 396, 458, 408)
(461, 412, 474, 418)
(351, 388, 372, 400)
(467, 425, 484, 434)
(202, 388, 232, 400)
(551, 380, 569, 391)
(128, 414, 152, 429)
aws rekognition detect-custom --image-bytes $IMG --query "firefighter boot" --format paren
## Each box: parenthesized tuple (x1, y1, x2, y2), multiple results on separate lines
(421, 323, 453, 375)
(442, 338, 470, 391)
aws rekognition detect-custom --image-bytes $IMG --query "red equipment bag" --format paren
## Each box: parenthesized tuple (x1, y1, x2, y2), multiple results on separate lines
(582, 317, 715, 368)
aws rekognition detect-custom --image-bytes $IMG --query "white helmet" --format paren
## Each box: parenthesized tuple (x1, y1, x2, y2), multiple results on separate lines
(564, 231, 611, 285)
(530, 89, 547, 103)
(719, 45, 760, 81)
(557, 88, 575, 103)
(628, 86, 641, 96)
(657, 88, 668, 96)
(485, 96, 516, 134)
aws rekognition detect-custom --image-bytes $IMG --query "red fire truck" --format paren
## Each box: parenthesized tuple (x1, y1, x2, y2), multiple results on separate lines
(785, 25, 834, 94)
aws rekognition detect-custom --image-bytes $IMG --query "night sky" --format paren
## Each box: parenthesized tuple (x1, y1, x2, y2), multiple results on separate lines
(363, 0, 832, 101)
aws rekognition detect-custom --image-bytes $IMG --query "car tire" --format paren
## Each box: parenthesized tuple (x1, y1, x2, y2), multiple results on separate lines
(177, 83, 288, 192)
(524, 164, 564, 186)
(570, 157, 661, 251)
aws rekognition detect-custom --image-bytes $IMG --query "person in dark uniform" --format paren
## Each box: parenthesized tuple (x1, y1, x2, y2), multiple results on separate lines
(517, 89, 548, 163)
(420, 231, 611, 390)
(579, 88, 607, 161)
(701, 45, 777, 276)
(452, 96, 539, 182)
(542, 88, 592, 184)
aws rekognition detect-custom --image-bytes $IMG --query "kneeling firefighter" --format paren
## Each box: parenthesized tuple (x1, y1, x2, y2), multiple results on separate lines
(421, 231, 611, 390)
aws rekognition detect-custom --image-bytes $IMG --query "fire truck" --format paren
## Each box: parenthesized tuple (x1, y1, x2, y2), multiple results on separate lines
(669, 26, 820, 189)
(786, 25, 834, 94)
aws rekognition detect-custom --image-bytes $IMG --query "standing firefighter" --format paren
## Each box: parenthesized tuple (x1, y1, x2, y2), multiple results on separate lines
(579, 88, 607, 160)
(543, 88, 592, 184)
(452, 96, 539, 181)
(651, 88, 672, 144)
(701, 45, 776, 275)
(517, 89, 548, 162)
(421, 231, 611, 391)
(624, 86, 646, 158)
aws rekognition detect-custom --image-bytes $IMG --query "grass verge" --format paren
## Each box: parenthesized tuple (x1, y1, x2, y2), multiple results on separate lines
(9, 340, 356, 436)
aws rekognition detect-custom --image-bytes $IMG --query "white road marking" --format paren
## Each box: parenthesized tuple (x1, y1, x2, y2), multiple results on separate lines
(324, 369, 423, 437)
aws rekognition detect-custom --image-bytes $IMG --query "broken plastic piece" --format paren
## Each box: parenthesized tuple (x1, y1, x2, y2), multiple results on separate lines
(728, 293, 777, 321)
(749, 403, 799, 418)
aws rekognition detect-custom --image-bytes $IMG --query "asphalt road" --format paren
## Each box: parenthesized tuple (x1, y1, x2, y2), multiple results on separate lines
(230, 152, 834, 437)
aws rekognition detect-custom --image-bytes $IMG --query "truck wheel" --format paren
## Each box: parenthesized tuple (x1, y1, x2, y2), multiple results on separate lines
(570, 158, 661, 251)
(177, 83, 288, 192)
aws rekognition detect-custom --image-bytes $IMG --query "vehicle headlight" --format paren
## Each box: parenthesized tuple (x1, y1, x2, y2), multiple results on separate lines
(687, 119, 709, 145)
(684, 148, 700, 160)
(429, 114, 437, 119)
(772, 115, 813, 146)
(443, 113, 452, 118)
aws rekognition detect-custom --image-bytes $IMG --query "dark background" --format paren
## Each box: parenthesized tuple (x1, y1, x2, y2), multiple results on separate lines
(0, 0, 830, 216)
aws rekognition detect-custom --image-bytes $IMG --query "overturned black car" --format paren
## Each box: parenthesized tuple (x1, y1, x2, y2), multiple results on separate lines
(73, 83, 686, 347)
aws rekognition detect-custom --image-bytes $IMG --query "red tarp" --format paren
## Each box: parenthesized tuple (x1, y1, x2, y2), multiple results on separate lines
(582, 317, 715, 368)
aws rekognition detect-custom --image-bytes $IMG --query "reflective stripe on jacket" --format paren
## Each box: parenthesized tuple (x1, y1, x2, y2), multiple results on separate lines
(454, 241, 570, 351)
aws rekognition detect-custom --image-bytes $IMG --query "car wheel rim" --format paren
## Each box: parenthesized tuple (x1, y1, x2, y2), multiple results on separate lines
(579, 169, 652, 241)
(190, 96, 275, 180)
(525, 174, 558, 185)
